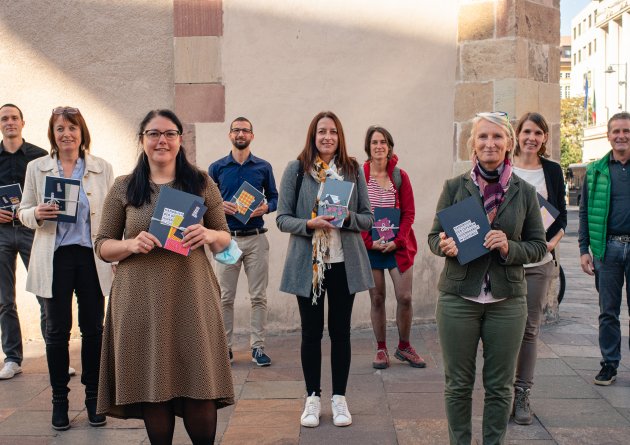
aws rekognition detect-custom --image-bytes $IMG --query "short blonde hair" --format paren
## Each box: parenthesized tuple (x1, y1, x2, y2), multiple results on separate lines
(466, 112, 516, 160)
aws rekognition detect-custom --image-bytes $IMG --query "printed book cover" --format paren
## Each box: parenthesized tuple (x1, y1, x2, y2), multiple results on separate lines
(230, 181, 265, 225)
(317, 179, 354, 228)
(537, 193, 560, 231)
(371, 207, 401, 242)
(0, 183, 22, 218)
(43, 176, 81, 223)
(436, 195, 491, 265)
(148, 186, 206, 256)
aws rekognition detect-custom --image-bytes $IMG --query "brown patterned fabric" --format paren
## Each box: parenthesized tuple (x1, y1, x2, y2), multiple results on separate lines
(94, 175, 234, 419)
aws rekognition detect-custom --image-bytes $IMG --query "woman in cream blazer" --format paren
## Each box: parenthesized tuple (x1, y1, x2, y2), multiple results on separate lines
(18, 107, 113, 432)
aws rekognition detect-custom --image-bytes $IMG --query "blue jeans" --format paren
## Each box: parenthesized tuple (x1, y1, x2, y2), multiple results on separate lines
(0, 224, 46, 365)
(594, 239, 630, 368)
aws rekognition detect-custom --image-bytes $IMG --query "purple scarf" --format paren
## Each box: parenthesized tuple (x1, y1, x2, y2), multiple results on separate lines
(470, 158, 512, 224)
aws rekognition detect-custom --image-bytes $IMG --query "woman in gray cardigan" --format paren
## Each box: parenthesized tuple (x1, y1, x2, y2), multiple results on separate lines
(276, 111, 373, 429)
(428, 112, 546, 445)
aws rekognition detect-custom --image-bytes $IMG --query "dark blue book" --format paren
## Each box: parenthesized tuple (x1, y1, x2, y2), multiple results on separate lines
(437, 196, 491, 265)
(148, 186, 205, 256)
(317, 179, 354, 228)
(230, 181, 265, 225)
(0, 183, 22, 219)
(44, 176, 81, 223)
(372, 207, 401, 242)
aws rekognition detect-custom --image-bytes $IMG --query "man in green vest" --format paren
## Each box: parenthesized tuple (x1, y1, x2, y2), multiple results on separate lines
(578, 111, 630, 386)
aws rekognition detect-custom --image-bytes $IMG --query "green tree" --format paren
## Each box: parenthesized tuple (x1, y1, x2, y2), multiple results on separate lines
(560, 97, 584, 170)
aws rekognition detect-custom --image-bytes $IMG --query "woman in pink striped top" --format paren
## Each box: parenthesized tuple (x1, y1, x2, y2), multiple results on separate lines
(361, 126, 423, 370)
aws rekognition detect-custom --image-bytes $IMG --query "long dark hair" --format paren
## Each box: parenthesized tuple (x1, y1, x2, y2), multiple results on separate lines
(126, 109, 207, 207)
(297, 111, 358, 178)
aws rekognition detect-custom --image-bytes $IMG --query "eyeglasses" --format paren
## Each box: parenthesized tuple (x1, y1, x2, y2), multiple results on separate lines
(142, 130, 181, 140)
(476, 111, 509, 120)
(230, 128, 253, 135)
(52, 107, 80, 115)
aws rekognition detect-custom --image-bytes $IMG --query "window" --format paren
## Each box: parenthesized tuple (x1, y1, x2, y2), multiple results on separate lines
(594, 39, 597, 53)
(566, 72, 570, 79)
(573, 27, 577, 39)
(573, 54, 577, 65)
(578, 50, 581, 62)
(589, 14, 592, 28)
(565, 85, 571, 98)
(589, 42, 592, 56)
(578, 23, 581, 35)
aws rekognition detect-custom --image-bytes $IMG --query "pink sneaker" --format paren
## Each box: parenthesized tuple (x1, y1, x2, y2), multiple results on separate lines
(372, 349, 390, 369)
(394, 346, 426, 368)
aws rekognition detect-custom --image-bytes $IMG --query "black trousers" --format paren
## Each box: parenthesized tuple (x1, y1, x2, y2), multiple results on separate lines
(45, 245, 104, 400)
(296, 262, 355, 396)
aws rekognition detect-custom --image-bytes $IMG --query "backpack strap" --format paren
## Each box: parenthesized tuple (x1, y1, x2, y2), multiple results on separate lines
(392, 166, 402, 190)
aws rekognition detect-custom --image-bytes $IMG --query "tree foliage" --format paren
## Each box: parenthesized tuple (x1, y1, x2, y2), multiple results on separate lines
(560, 97, 584, 170)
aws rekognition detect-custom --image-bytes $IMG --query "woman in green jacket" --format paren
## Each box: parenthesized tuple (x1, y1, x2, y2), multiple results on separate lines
(428, 112, 546, 445)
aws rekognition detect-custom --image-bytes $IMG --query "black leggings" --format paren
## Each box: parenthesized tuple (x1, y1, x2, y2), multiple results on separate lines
(297, 262, 355, 397)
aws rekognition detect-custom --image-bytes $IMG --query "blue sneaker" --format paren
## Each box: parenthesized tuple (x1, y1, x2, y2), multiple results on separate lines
(252, 347, 271, 367)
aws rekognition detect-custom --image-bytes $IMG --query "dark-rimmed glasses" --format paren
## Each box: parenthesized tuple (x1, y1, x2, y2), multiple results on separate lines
(52, 107, 80, 115)
(230, 128, 253, 135)
(142, 130, 181, 140)
(476, 111, 509, 120)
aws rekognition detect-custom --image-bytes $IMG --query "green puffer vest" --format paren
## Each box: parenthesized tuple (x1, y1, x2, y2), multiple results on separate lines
(586, 153, 611, 260)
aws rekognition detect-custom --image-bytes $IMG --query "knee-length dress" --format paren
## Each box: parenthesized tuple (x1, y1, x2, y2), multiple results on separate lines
(95, 175, 234, 419)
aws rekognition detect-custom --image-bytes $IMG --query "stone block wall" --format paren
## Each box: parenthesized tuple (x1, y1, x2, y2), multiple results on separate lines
(455, 0, 561, 165)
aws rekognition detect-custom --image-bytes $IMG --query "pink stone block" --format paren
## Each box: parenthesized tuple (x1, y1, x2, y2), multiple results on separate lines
(175, 84, 225, 124)
(174, 0, 223, 37)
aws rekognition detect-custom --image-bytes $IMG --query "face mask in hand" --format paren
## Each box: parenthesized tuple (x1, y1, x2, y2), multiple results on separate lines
(214, 239, 242, 265)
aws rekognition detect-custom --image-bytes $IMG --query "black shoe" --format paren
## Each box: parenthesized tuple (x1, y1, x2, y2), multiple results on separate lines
(52, 400, 70, 431)
(85, 399, 107, 427)
(594, 363, 617, 386)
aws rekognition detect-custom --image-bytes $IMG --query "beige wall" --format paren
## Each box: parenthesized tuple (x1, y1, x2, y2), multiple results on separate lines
(0, 0, 174, 339)
(195, 0, 459, 333)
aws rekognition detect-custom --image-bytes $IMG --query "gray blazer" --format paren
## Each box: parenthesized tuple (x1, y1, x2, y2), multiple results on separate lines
(276, 160, 375, 297)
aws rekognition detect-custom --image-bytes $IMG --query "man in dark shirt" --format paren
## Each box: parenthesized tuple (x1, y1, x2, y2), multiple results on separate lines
(578, 112, 630, 386)
(0, 104, 48, 379)
(209, 117, 278, 367)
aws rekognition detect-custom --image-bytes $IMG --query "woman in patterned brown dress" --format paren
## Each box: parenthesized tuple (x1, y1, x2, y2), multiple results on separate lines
(94, 109, 234, 445)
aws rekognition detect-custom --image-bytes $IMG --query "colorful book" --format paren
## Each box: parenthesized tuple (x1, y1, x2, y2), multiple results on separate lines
(317, 179, 354, 228)
(230, 181, 265, 225)
(148, 186, 206, 256)
(436, 196, 491, 265)
(0, 183, 22, 219)
(43, 176, 81, 223)
(371, 207, 401, 242)
(537, 193, 560, 231)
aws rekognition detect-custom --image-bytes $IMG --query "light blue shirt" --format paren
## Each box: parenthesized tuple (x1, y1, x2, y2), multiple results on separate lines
(54, 157, 92, 250)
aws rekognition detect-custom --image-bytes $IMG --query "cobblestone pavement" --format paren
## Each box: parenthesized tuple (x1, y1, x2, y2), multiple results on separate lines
(1, 208, 628, 444)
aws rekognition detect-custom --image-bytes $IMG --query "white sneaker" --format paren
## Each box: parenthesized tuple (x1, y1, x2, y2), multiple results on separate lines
(68, 366, 76, 377)
(300, 393, 321, 427)
(0, 362, 22, 380)
(331, 394, 352, 427)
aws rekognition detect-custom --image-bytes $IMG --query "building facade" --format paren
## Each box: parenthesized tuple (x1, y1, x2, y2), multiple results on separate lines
(1, 0, 561, 338)
(571, 0, 630, 161)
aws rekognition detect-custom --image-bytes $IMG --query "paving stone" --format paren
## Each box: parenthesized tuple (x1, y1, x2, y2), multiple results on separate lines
(48, 428, 147, 444)
(539, 332, 597, 346)
(247, 367, 303, 382)
(547, 426, 630, 445)
(221, 425, 299, 445)
(394, 418, 449, 445)
(299, 414, 395, 445)
(545, 344, 601, 358)
(0, 410, 77, 436)
(240, 381, 305, 399)
(234, 399, 302, 412)
(562, 356, 601, 371)
(0, 409, 14, 424)
(535, 399, 630, 428)
(506, 417, 552, 440)
(532, 358, 577, 376)
(532, 376, 600, 399)
(592, 384, 630, 408)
